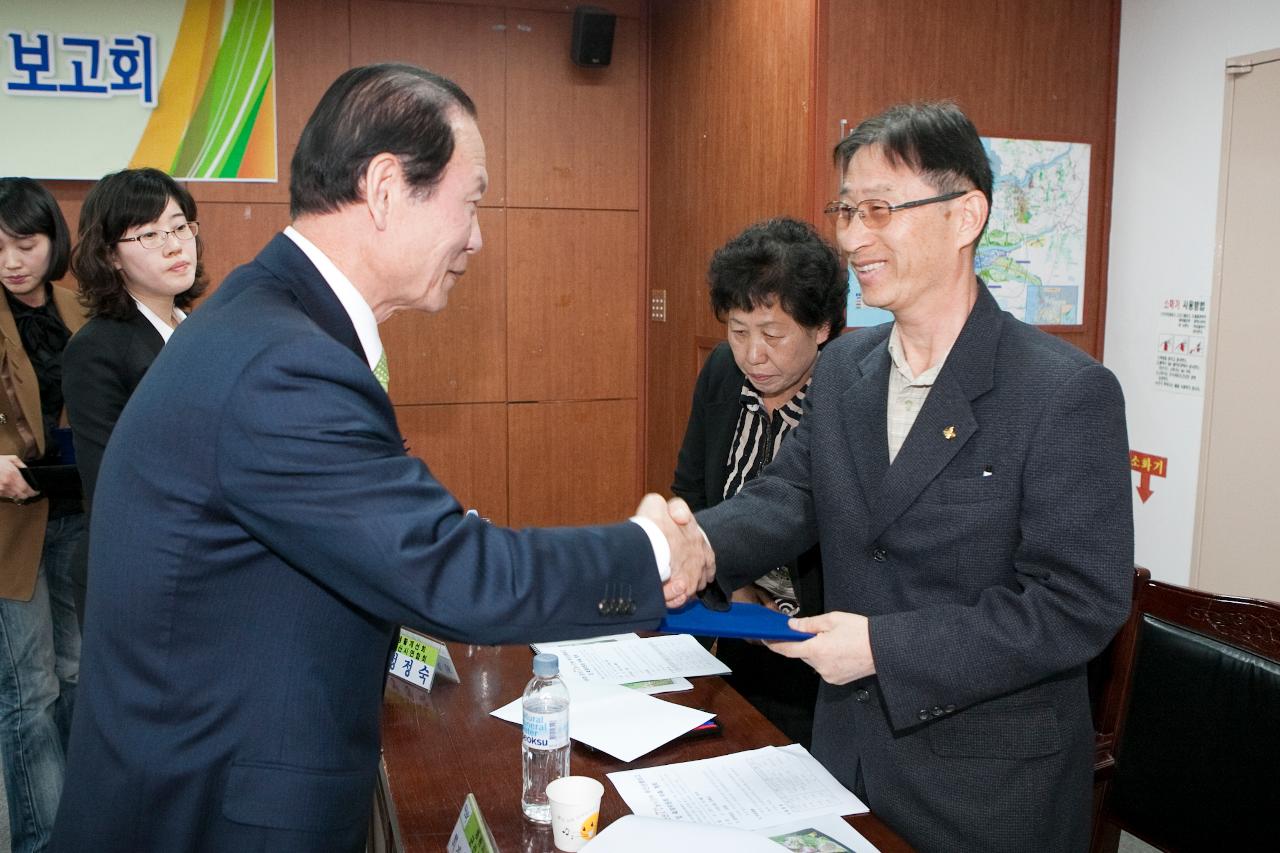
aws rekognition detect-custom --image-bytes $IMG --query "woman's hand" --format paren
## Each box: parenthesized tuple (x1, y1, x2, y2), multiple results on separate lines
(0, 455, 39, 503)
(731, 585, 782, 612)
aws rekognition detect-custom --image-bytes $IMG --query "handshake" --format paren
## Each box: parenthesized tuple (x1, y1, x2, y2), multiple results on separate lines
(634, 493, 717, 609)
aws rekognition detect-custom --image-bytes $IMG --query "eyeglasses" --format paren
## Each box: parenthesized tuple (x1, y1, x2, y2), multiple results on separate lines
(823, 191, 966, 230)
(117, 221, 199, 250)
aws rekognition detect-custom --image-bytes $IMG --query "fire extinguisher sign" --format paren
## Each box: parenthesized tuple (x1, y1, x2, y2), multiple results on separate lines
(1129, 451, 1167, 504)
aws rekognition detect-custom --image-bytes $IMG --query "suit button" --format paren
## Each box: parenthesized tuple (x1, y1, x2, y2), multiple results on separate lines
(871, 547, 887, 562)
(918, 709, 930, 721)
(854, 688, 870, 703)
(932, 706, 945, 717)
(944, 704, 955, 713)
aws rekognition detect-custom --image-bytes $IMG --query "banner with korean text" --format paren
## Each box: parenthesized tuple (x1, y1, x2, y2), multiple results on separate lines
(2, 0, 276, 181)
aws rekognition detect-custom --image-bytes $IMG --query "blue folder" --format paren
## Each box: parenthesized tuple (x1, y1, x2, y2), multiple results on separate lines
(658, 600, 815, 641)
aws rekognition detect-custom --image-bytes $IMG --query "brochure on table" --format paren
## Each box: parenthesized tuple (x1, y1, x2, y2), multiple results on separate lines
(583, 813, 880, 852)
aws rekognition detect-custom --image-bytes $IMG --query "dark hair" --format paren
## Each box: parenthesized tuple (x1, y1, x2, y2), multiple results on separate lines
(834, 101, 993, 240)
(708, 218, 848, 339)
(289, 63, 478, 218)
(0, 177, 71, 285)
(70, 167, 208, 321)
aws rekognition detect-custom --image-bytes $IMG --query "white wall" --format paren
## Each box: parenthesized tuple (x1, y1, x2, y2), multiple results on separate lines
(1106, 0, 1280, 584)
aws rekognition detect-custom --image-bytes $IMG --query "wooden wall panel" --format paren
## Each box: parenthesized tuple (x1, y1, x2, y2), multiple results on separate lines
(36, 0, 648, 532)
(507, 209, 638, 401)
(508, 400, 637, 526)
(49, 186, 88, 286)
(396, 402, 509, 525)
(193, 202, 293, 300)
(645, 0, 817, 494)
(189, 0, 351, 206)
(818, 0, 1119, 358)
(505, 10, 641, 209)
(444, 0, 644, 16)
(383, 210, 507, 404)
(350, 1, 509, 206)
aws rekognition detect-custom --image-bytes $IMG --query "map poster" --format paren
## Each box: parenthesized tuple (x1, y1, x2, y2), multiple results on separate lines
(1153, 297, 1207, 395)
(976, 137, 1090, 326)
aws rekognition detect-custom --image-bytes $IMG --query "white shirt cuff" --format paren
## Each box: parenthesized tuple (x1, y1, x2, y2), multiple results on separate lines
(629, 516, 671, 581)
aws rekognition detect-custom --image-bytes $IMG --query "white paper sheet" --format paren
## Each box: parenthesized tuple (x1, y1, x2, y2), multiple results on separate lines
(549, 634, 730, 684)
(582, 815, 781, 851)
(607, 744, 867, 830)
(531, 635, 693, 694)
(491, 681, 714, 762)
(532, 633, 639, 652)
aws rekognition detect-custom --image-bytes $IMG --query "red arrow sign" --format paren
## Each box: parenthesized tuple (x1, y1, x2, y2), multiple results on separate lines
(1129, 451, 1167, 504)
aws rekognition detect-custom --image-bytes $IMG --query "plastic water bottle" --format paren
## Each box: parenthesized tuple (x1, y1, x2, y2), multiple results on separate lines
(521, 652, 570, 823)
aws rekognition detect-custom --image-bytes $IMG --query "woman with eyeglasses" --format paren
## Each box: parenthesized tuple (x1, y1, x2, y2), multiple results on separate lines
(62, 168, 207, 625)
(0, 177, 88, 853)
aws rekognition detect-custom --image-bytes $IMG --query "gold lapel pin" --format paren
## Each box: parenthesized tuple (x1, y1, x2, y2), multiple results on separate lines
(942, 425, 957, 440)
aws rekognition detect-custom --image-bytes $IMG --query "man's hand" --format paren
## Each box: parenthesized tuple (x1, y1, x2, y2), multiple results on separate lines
(0, 455, 38, 504)
(766, 611, 875, 685)
(633, 493, 715, 608)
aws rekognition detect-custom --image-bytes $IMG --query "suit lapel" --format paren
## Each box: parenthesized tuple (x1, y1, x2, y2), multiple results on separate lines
(49, 285, 88, 336)
(840, 343, 892, 505)
(0, 294, 44, 456)
(255, 233, 368, 365)
(127, 308, 165, 359)
(867, 281, 1001, 541)
(870, 379, 977, 539)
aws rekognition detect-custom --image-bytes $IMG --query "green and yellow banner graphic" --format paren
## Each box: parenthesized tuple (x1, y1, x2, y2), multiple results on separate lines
(2, 0, 276, 181)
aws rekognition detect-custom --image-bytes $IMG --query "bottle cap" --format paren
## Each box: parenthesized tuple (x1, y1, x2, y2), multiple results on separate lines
(532, 652, 559, 677)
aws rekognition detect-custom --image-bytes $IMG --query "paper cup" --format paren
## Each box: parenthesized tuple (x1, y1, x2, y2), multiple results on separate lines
(545, 775, 604, 852)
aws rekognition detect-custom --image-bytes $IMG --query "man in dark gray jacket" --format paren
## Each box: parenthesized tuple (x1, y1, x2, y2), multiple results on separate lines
(697, 102, 1133, 852)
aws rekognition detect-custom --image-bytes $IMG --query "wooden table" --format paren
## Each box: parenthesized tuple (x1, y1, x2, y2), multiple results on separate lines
(379, 642, 913, 852)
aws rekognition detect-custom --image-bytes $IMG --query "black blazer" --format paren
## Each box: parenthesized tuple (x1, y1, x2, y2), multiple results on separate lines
(699, 284, 1133, 851)
(61, 306, 164, 610)
(62, 305, 164, 511)
(672, 341, 824, 617)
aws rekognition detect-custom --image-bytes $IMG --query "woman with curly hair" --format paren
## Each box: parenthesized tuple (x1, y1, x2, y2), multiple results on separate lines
(62, 168, 207, 624)
(672, 217, 848, 747)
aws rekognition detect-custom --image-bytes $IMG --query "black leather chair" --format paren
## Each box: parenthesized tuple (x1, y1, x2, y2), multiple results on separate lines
(1089, 573, 1280, 852)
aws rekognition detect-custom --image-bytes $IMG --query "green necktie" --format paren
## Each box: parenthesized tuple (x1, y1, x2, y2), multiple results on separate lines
(373, 351, 390, 393)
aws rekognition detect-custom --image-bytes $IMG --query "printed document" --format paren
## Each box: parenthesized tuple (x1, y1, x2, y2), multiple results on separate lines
(547, 633, 730, 684)
(607, 744, 867, 830)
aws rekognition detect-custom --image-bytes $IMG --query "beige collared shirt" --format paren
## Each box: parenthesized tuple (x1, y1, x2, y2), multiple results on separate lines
(886, 324, 949, 463)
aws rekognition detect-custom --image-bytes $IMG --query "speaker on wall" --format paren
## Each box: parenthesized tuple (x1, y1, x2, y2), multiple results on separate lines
(571, 6, 616, 68)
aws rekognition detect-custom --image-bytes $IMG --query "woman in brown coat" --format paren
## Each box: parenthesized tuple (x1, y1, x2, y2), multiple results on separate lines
(0, 177, 87, 853)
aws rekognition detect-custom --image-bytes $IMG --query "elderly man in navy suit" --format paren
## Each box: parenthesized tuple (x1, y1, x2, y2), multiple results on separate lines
(52, 64, 712, 853)
(697, 102, 1133, 852)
